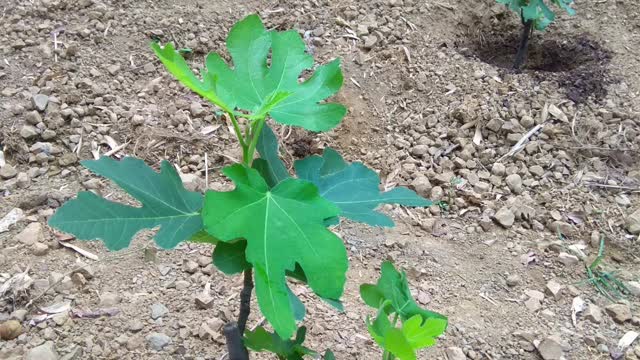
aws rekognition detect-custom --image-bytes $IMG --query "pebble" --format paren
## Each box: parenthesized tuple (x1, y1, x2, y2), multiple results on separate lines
(14, 222, 45, 245)
(99, 292, 121, 307)
(195, 293, 215, 309)
(506, 274, 522, 287)
(505, 174, 523, 194)
(494, 206, 515, 228)
(584, 304, 603, 324)
(26, 342, 58, 360)
(32, 94, 50, 111)
(605, 303, 632, 323)
(0, 164, 18, 179)
(25, 111, 42, 125)
(147, 332, 171, 351)
(58, 153, 78, 166)
(129, 320, 144, 333)
(362, 35, 378, 49)
(625, 208, 640, 234)
(0, 320, 22, 340)
(626, 281, 640, 296)
(545, 280, 563, 299)
(537, 336, 564, 360)
(150, 303, 169, 320)
(20, 125, 39, 139)
(183, 259, 199, 274)
(32, 242, 49, 256)
(445, 347, 466, 360)
(557, 252, 579, 266)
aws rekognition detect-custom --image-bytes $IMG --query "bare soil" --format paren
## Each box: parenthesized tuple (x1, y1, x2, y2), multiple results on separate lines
(1, 0, 640, 359)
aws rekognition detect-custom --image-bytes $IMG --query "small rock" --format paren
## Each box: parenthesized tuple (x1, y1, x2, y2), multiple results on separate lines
(99, 292, 121, 307)
(506, 274, 522, 287)
(362, 35, 378, 49)
(183, 259, 199, 274)
(195, 293, 214, 309)
(525, 297, 542, 312)
(129, 320, 144, 333)
(26, 342, 59, 360)
(0, 164, 18, 179)
(557, 252, 579, 266)
(605, 303, 632, 323)
(529, 165, 544, 177)
(411, 175, 432, 197)
(445, 347, 466, 360)
(625, 209, 640, 234)
(32, 94, 50, 111)
(20, 125, 39, 139)
(537, 336, 564, 360)
(626, 281, 640, 296)
(0, 320, 22, 340)
(505, 174, 523, 194)
(494, 206, 515, 228)
(14, 222, 44, 245)
(584, 304, 603, 324)
(26, 111, 42, 125)
(32, 242, 49, 256)
(131, 114, 145, 126)
(151, 303, 169, 320)
(417, 290, 431, 305)
(58, 153, 78, 167)
(190, 102, 205, 117)
(147, 332, 171, 351)
(410, 145, 429, 157)
(16, 172, 30, 188)
(545, 280, 563, 299)
(180, 173, 205, 192)
(491, 163, 506, 176)
(11, 309, 28, 321)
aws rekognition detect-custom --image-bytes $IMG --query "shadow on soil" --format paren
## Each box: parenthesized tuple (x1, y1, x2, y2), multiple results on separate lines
(457, 24, 614, 103)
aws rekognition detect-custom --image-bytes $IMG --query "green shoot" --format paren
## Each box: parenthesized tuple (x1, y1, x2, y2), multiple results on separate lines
(583, 236, 630, 301)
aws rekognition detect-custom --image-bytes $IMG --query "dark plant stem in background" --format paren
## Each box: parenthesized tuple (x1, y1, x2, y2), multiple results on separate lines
(224, 268, 254, 360)
(513, 18, 533, 70)
(224, 323, 249, 360)
(238, 269, 254, 333)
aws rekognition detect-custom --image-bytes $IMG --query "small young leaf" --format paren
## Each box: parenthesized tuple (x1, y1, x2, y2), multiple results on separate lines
(359, 284, 385, 308)
(401, 314, 447, 349)
(244, 326, 316, 360)
(255, 124, 290, 188)
(49, 157, 203, 250)
(202, 165, 348, 338)
(295, 148, 431, 227)
(213, 240, 251, 274)
(323, 350, 336, 360)
(361, 261, 447, 322)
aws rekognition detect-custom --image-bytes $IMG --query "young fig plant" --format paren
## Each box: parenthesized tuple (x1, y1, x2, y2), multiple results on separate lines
(360, 262, 448, 360)
(496, 0, 576, 69)
(48, 14, 444, 359)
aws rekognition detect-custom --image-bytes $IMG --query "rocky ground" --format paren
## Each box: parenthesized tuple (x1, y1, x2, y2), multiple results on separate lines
(1, 0, 640, 359)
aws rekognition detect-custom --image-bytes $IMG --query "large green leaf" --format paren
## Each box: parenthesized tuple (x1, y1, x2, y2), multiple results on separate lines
(254, 124, 290, 188)
(360, 261, 447, 322)
(48, 157, 203, 251)
(295, 148, 432, 227)
(153, 14, 346, 131)
(202, 165, 348, 338)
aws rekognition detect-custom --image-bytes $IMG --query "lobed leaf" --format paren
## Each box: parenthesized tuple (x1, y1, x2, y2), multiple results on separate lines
(360, 261, 447, 322)
(154, 14, 346, 131)
(496, 0, 574, 30)
(202, 165, 348, 338)
(48, 157, 203, 251)
(244, 326, 316, 360)
(295, 148, 431, 227)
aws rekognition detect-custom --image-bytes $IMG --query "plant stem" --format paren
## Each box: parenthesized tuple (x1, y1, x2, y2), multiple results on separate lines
(513, 17, 533, 70)
(237, 268, 254, 334)
(243, 117, 266, 167)
(229, 112, 248, 151)
(224, 322, 249, 360)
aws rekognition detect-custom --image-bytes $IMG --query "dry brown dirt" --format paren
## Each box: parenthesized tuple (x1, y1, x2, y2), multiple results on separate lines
(1, 0, 640, 359)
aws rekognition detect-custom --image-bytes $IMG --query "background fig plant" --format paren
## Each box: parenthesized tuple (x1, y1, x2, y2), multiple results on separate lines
(48, 14, 447, 359)
(497, 0, 576, 69)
